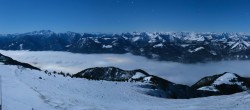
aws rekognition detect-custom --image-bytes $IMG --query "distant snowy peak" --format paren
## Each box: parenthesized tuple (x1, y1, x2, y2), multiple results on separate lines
(132, 36, 141, 42)
(24, 30, 55, 37)
(193, 72, 250, 94)
(188, 47, 205, 53)
(229, 40, 250, 51)
(183, 33, 205, 42)
(153, 43, 164, 48)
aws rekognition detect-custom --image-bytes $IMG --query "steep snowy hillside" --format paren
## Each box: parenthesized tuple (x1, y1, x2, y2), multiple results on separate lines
(1, 30, 250, 63)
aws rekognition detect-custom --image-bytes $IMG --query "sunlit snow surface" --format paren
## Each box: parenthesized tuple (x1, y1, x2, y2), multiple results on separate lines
(1, 50, 250, 85)
(1, 64, 250, 110)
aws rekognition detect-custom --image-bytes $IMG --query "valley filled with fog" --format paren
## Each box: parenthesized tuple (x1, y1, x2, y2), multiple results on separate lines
(1, 50, 250, 85)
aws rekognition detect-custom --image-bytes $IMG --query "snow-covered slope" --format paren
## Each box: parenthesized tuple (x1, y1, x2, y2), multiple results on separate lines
(1, 64, 250, 110)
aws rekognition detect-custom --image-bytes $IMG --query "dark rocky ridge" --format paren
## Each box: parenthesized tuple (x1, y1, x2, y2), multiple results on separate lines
(73, 67, 250, 99)
(72, 67, 199, 99)
(0, 53, 41, 70)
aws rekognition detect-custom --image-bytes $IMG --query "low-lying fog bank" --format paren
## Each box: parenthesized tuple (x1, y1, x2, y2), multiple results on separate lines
(1, 50, 250, 85)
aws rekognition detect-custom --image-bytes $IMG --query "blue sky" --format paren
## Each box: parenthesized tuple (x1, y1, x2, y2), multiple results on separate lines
(0, 0, 250, 33)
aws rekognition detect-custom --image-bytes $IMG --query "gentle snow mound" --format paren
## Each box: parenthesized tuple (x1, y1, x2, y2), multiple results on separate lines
(132, 72, 146, 79)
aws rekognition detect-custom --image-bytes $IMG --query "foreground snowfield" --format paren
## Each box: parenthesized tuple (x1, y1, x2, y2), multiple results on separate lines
(1, 50, 250, 85)
(1, 64, 250, 110)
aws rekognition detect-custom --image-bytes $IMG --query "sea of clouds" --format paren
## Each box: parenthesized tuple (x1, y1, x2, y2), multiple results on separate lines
(1, 50, 250, 85)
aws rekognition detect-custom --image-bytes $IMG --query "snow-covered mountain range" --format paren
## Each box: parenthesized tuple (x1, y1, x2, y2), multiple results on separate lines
(1, 30, 250, 63)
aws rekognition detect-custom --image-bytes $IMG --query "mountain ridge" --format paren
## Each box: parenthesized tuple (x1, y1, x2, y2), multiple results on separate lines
(72, 66, 250, 99)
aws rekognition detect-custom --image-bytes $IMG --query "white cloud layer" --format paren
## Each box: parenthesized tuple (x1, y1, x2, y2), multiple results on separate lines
(1, 50, 250, 85)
